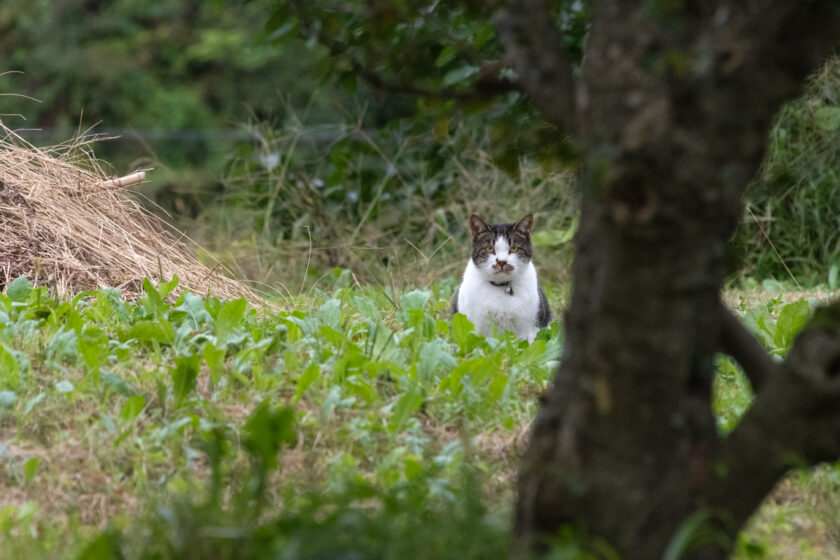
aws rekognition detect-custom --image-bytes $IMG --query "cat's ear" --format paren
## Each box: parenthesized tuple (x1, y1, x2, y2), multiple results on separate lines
(469, 215, 489, 236)
(514, 214, 533, 234)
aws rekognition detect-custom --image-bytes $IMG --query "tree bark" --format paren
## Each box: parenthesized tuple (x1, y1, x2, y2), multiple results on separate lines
(506, 1, 840, 558)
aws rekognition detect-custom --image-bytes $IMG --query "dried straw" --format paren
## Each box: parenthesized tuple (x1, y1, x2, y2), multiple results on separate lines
(0, 124, 261, 303)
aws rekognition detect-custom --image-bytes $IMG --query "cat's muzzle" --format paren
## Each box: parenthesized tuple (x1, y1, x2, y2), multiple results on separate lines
(492, 262, 514, 274)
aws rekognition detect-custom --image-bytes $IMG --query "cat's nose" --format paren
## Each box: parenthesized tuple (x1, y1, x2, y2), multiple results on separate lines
(496, 259, 507, 266)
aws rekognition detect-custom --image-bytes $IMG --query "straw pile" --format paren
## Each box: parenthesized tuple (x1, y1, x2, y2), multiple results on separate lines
(0, 125, 259, 302)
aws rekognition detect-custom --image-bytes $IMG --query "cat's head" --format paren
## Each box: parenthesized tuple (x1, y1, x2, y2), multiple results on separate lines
(468, 214, 534, 280)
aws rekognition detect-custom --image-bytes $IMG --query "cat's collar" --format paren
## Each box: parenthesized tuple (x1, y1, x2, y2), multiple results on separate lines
(489, 280, 514, 296)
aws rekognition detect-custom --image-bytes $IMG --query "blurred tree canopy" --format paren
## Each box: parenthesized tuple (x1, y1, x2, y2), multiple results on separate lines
(0, 0, 325, 132)
(261, 0, 590, 170)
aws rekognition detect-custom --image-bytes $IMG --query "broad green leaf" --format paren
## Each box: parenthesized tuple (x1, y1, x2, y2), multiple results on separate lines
(438, 354, 504, 396)
(389, 384, 424, 432)
(401, 289, 431, 311)
(6, 276, 32, 302)
(532, 218, 579, 246)
(47, 328, 79, 364)
(317, 298, 342, 330)
(55, 380, 74, 394)
(23, 393, 44, 415)
(142, 278, 167, 317)
(171, 354, 201, 407)
(0, 390, 15, 408)
(175, 292, 211, 330)
(158, 275, 180, 299)
(242, 400, 297, 470)
(77, 531, 122, 560)
(78, 327, 109, 370)
(23, 458, 39, 481)
(435, 45, 457, 67)
(345, 375, 378, 404)
(442, 64, 478, 86)
(418, 339, 457, 379)
(0, 345, 21, 389)
(774, 300, 810, 351)
(119, 395, 146, 421)
(101, 372, 136, 397)
(294, 363, 320, 402)
(203, 343, 226, 386)
(215, 298, 247, 347)
(451, 313, 482, 353)
(125, 320, 175, 345)
(353, 295, 380, 322)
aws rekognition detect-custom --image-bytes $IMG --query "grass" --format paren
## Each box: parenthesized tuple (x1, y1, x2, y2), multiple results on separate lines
(0, 271, 838, 559)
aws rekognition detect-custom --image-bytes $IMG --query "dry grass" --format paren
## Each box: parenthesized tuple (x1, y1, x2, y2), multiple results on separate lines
(0, 124, 259, 302)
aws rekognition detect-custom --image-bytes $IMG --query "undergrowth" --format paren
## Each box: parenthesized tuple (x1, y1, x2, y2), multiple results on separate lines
(0, 274, 837, 559)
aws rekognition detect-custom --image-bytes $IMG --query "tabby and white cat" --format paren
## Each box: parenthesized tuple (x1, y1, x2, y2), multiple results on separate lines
(451, 214, 552, 342)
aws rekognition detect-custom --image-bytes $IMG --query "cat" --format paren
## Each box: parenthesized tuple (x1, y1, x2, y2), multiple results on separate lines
(451, 214, 552, 342)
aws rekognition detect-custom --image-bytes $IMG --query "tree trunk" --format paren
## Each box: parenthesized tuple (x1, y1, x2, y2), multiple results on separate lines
(504, 2, 840, 558)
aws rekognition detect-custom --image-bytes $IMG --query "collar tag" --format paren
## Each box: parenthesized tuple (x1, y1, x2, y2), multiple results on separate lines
(489, 281, 514, 296)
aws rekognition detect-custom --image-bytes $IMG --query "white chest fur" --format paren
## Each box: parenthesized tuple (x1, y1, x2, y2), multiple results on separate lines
(457, 259, 541, 342)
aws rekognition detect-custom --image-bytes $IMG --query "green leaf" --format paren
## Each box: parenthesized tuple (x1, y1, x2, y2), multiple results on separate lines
(435, 45, 458, 67)
(77, 531, 122, 560)
(171, 354, 201, 407)
(175, 293, 211, 330)
(215, 298, 247, 347)
(102, 373, 136, 397)
(55, 380, 74, 394)
(125, 320, 175, 345)
(774, 300, 810, 351)
(203, 343, 226, 386)
(158, 275, 179, 299)
(317, 298, 342, 330)
(389, 384, 424, 432)
(142, 278, 167, 317)
(23, 457, 39, 481)
(6, 276, 32, 302)
(531, 217, 579, 246)
(23, 393, 44, 415)
(442, 64, 479, 86)
(294, 363, 319, 402)
(47, 328, 79, 364)
(418, 339, 457, 378)
(119, 395, 146, 422)
(242, 400, 297, 470)
(401, 290, 431, 311)
(451, 313, 481, 352)
(815, 106, 840, 131)
(0, 345, 21, 389)
(0, 390, 16, 408)
(830, 264, 839, 290)
(353, 295, 381, 322)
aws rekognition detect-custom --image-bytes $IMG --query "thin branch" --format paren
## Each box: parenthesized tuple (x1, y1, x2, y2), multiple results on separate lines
(346, 57, 519, 100)
(718, 305, 781, 393)
(495, 0, 576, 129)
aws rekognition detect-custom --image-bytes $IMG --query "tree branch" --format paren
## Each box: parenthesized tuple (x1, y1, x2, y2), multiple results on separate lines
(345, 57, 519, 101)
(495, 0, 576, 129)
(718, 306, 781, 393)
(706, 309, 840, 536)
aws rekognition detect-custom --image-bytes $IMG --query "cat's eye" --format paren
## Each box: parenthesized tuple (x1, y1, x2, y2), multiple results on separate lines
(483, 247, 495, 255)
(510, 247, 519, 254)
